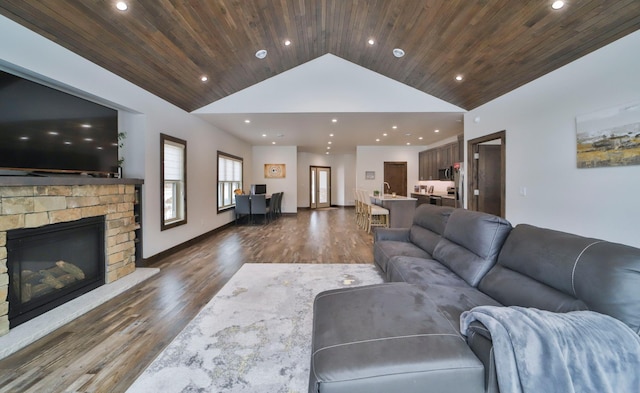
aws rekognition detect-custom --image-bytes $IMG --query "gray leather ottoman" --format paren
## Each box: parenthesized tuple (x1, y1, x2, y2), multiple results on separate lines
(309, 283, 484, 393)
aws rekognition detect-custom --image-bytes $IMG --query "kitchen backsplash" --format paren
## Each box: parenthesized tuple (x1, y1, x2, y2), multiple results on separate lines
(415, 180, 454, 194)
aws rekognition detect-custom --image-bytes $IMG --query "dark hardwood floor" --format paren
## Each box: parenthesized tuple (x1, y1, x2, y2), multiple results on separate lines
(0, 207, 373, 393)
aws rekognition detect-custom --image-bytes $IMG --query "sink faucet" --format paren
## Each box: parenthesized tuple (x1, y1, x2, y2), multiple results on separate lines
(383, 182, 391, 194)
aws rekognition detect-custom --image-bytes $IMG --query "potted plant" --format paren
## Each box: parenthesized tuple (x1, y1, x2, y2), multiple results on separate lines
(116, 132, 126, 178)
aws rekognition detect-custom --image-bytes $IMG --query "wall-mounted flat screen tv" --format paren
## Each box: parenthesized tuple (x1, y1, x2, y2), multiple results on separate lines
(0, 69, 119, 175)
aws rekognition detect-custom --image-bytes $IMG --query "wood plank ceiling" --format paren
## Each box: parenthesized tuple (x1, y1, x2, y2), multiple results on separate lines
(1, 1, 639, 113)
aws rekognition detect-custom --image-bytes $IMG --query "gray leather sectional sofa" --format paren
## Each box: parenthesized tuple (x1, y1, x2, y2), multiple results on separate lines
(309, 204, 640, 393)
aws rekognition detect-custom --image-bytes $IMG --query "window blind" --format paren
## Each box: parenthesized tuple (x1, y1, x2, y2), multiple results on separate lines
(219, 156, 242, 181)
(164, 141, 184, 181)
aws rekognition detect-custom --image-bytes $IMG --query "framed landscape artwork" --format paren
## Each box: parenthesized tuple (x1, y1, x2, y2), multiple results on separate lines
(576, 101, 640, 168)
(264, 163, 286, 178)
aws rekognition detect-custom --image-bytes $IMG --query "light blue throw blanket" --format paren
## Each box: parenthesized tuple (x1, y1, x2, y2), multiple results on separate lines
(460, 306, 640, 393)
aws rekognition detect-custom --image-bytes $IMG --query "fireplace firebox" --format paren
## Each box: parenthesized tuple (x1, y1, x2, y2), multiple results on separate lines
(7, 216, 106, 328)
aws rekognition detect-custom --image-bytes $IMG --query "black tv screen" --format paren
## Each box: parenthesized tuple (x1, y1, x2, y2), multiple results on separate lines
(0, 69, 118, 175)
(251, 184, 267, 195)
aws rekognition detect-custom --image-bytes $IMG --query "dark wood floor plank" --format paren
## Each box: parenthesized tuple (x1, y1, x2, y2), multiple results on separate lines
(0, 207, 373, 393)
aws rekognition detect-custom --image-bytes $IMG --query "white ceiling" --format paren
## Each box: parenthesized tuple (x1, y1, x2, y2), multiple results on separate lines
(194, 54, 465, 155)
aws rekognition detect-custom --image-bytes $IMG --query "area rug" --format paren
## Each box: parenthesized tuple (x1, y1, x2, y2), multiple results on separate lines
(126, 263, 384, 393)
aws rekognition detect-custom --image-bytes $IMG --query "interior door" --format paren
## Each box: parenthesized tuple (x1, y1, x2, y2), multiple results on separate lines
(384, 162, 407, 196)
(310, 166, 331, 208)
(478, 144, 502, 216)
(468, 131, 506, 217)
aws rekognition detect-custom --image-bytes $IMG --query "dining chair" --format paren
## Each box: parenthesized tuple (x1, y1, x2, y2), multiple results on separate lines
(269, 192, 281, 220)
(250, 194, 271, 224)
(274, 192, 283, 218)
(234, 194, 251, 225)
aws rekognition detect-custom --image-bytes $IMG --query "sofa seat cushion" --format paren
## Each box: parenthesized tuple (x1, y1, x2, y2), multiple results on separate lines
(309, 283, 484, 393)
(418, 284, 502, 335)
(374, 241, 431, 273)
(386, 256, 471, 288)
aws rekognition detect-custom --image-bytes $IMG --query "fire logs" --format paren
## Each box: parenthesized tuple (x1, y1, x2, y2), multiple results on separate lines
(19, 261, 86, 303)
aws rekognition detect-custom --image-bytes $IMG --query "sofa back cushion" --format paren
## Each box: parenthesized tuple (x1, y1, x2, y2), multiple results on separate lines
(479, 224, 640, 333)
(432, 209, 512, 287)
(408, 204, 454, 255)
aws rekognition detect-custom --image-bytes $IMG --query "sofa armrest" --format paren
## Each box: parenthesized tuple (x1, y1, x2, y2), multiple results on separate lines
(466, 321, 499, 393)
(374, 228, 411, 242)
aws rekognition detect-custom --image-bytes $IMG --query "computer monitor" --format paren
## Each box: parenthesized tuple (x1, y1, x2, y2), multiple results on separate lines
(251, 184, 267, 195)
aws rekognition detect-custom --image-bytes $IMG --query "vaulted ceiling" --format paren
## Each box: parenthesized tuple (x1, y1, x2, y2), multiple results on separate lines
(1, 0, 639, 114)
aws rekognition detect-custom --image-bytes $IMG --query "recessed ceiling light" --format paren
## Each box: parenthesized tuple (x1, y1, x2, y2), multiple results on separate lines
(326, 152, 330, 155)
(332, 119, 337, 123)
(271, 141, 276, 145)
(392, 125, 398, 129)
(328, 141, 332, 144)
(19, 136, 29, 140)
(64, 141, 72, 145)
(244, 119, 251, 123)
(376, 138, 380, 142)
(81, 124, 91, 128)
(262, 134, 267, 137)
(255, 49, 267, 59)
(200, 75, 208, 82)
(406, 142, 411, 145)
(551, 1, 564, 9)
(327, 146, 331, 150)
(48, 131, 58, 135)
(392, 48, 405, 58)
(455, 75, 464, 81)
(329, 133, 334, 137)
(97, 146, 103, 150)
(418, 137, 423, 140)
(116, 2, 128, 11)
(383, 133, 388, 136)
(284, 40, 291, 46)
(435, 129, 440, 133)
(368, 39, 375, 45)
(84, 138, 93, 142)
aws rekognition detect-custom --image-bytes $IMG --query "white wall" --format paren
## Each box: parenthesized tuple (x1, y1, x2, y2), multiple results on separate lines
(0, 15, 253, 258)
(252, 146, 298, 213)
(332, 154, 357, 206)
(356, 146, 427, 196)
(464, 30, 640, 248)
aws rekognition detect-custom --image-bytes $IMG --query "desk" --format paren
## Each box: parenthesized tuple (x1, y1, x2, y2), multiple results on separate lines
(370, 195, 417, 228)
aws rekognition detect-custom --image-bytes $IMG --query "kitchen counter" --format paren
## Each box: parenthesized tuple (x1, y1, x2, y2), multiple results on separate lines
(371, 195, 417, 228)
(411, 192, 454, 198)
(411, 193, 457, 208)
(372, 194, 417, 201)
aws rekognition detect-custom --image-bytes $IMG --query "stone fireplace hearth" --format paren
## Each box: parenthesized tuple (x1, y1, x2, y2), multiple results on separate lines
(0, 178, 142, 336)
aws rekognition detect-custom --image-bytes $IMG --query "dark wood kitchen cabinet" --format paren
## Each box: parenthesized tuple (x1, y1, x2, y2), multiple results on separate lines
(419, 148, 439, 180)
(441, 197, 456, 207)
(419, 137, 461, 180)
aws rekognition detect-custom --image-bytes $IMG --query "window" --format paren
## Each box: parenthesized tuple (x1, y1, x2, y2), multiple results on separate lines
(161, 134, 187, 230)
(218, 151, 243, 212)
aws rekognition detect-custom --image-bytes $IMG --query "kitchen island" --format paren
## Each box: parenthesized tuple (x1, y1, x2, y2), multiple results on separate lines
(370, 194, 417, 228)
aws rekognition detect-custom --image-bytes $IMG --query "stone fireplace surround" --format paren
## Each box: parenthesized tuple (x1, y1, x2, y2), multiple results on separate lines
(0, 177, 143, 337)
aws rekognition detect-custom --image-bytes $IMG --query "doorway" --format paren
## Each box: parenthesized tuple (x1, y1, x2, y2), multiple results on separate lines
(384, 162, 407, 196)
(468, 131, 506, 217)
(310, 166, 331, 208)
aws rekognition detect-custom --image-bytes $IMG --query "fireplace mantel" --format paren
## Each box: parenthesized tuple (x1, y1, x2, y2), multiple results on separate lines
(0, 176, 143, 187)
(0, 178, 144, 335)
